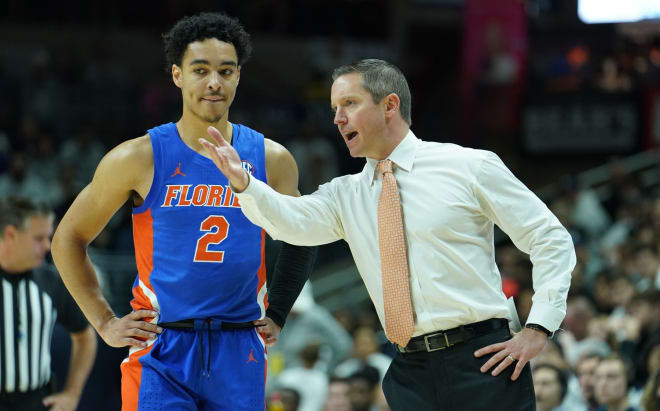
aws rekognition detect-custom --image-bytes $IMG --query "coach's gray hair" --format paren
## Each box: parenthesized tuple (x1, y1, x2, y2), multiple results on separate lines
(332, 59, 412, 125)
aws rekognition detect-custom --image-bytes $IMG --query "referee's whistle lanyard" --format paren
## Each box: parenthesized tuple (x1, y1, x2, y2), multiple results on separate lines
(193, 319, 219, 378)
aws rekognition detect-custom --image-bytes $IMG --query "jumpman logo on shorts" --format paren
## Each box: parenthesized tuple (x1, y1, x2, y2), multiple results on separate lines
(170, 162, 187, 178)
(247, 348, 258, 364)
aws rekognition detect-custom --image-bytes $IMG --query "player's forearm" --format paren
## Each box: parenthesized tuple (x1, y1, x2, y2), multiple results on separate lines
(266, 244, 318, 328)
(51, 231, 116, 332)
(63, 326, 97, 397)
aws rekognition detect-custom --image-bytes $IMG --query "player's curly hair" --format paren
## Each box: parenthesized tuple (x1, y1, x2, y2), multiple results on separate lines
(162, 12, 252, 70)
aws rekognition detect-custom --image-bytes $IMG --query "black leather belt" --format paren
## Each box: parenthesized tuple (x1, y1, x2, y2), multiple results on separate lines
(397, 318, 508, 353)
(159, 319, 255, 330)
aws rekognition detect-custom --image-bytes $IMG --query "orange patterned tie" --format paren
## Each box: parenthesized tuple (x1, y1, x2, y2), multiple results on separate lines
(376, 159, 414, 347)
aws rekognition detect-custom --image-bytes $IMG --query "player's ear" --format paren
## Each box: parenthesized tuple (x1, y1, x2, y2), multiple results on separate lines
(172, 64, 182, 88)
(236, 65, 241, 86)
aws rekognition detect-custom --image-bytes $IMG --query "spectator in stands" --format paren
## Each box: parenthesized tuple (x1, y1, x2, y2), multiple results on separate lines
(532, 363, 569, 411)
(602, 160, 644, 221)
(616, 291, 660, 386)
(496, 243, 533, 295)
(270, 282, 352, 375)
(348, 366, 381, 411)
(594, 354, 637, 411)
(591, 269, 630, 315)
(553, 174, 611, 241)
(640, 370, 660, 411)
(333, 306, 358, 336)
(323, 377, 352, 411)
(275, 342, 328, 411)
(641, 337, 660, 392)
(559, 296, 597, 356)
(632, 246, 660, 291)
(334, 326, 392, 382)
(576, 353, 603, 410)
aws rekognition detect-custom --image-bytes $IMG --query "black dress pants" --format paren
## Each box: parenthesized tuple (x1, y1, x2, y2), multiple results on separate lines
(382, 325, 536, 411)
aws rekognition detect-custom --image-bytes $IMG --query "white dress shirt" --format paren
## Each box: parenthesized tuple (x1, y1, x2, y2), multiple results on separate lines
(237, 130, 576, 337)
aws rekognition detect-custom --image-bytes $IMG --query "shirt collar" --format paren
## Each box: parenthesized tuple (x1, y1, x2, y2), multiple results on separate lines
(365, 129, 419, 185)
(0, 266, 31, 282)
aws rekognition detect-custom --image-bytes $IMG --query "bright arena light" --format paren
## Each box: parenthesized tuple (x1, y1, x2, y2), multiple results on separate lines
(578, 0, 660, 24)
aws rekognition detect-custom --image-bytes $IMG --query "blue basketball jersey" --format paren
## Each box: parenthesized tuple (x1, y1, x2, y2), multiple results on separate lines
(130, 122, 268, 323)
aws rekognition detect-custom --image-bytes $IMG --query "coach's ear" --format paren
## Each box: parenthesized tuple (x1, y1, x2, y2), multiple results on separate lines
(172, 64, 182, 88)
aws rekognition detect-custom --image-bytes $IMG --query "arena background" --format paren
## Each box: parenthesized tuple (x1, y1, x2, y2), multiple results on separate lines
(1, 1, 660, 410)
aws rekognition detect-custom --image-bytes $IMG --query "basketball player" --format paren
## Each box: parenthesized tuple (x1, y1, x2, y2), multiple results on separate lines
(51, 12, 316, 410)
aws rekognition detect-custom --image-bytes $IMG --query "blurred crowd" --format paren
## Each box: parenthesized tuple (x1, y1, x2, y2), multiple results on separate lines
(529, 35, 660, 94)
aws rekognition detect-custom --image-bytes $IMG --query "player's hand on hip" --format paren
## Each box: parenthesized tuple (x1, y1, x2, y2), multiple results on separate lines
(98, 309, 162, 348)
(200, 126, 250, 192)
(253, 317, 281, 347)
(473, 327, 547, 381)
(42, 390, 79, 411)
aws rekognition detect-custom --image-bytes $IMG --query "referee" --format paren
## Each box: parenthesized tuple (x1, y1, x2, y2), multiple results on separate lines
(0, 197, 96, 411)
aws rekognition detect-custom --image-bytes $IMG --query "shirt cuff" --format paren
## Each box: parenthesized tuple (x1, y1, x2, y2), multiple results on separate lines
(235, 174, 269, 202)
(525, 301, 565, 332)
(236, 174, 256, 194)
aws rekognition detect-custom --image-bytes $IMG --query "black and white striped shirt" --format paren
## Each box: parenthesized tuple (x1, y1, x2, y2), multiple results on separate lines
(0, 265, 87, 393)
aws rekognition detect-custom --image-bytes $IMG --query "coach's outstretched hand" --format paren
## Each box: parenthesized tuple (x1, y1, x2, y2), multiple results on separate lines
(253, 317, 281, 347)
(200, 126, 250, 192)
(98, 309, 162, 348)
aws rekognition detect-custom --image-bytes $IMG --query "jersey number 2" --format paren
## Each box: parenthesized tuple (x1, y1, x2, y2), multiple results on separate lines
(194, 215, 229, 263)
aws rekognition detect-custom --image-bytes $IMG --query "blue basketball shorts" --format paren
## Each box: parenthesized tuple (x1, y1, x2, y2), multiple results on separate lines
(120, 327, 267, 410)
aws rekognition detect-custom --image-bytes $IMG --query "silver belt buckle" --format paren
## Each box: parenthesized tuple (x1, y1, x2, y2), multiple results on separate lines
(424, 332, 451, 352)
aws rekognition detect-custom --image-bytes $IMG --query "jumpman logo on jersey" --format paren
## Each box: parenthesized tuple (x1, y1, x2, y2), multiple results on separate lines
(170, 162, 187, 178)
(247, 348, 258, 364)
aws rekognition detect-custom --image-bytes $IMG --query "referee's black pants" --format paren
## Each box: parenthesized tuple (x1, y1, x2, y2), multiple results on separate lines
(0, 385, 50, 411)
(382, 323, 536, 411)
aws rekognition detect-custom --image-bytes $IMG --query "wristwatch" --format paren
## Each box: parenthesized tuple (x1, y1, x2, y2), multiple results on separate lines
(525, 323, 552, 337)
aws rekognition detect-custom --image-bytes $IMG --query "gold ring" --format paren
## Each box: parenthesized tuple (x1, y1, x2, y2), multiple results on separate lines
(507, 354, 515, 362)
